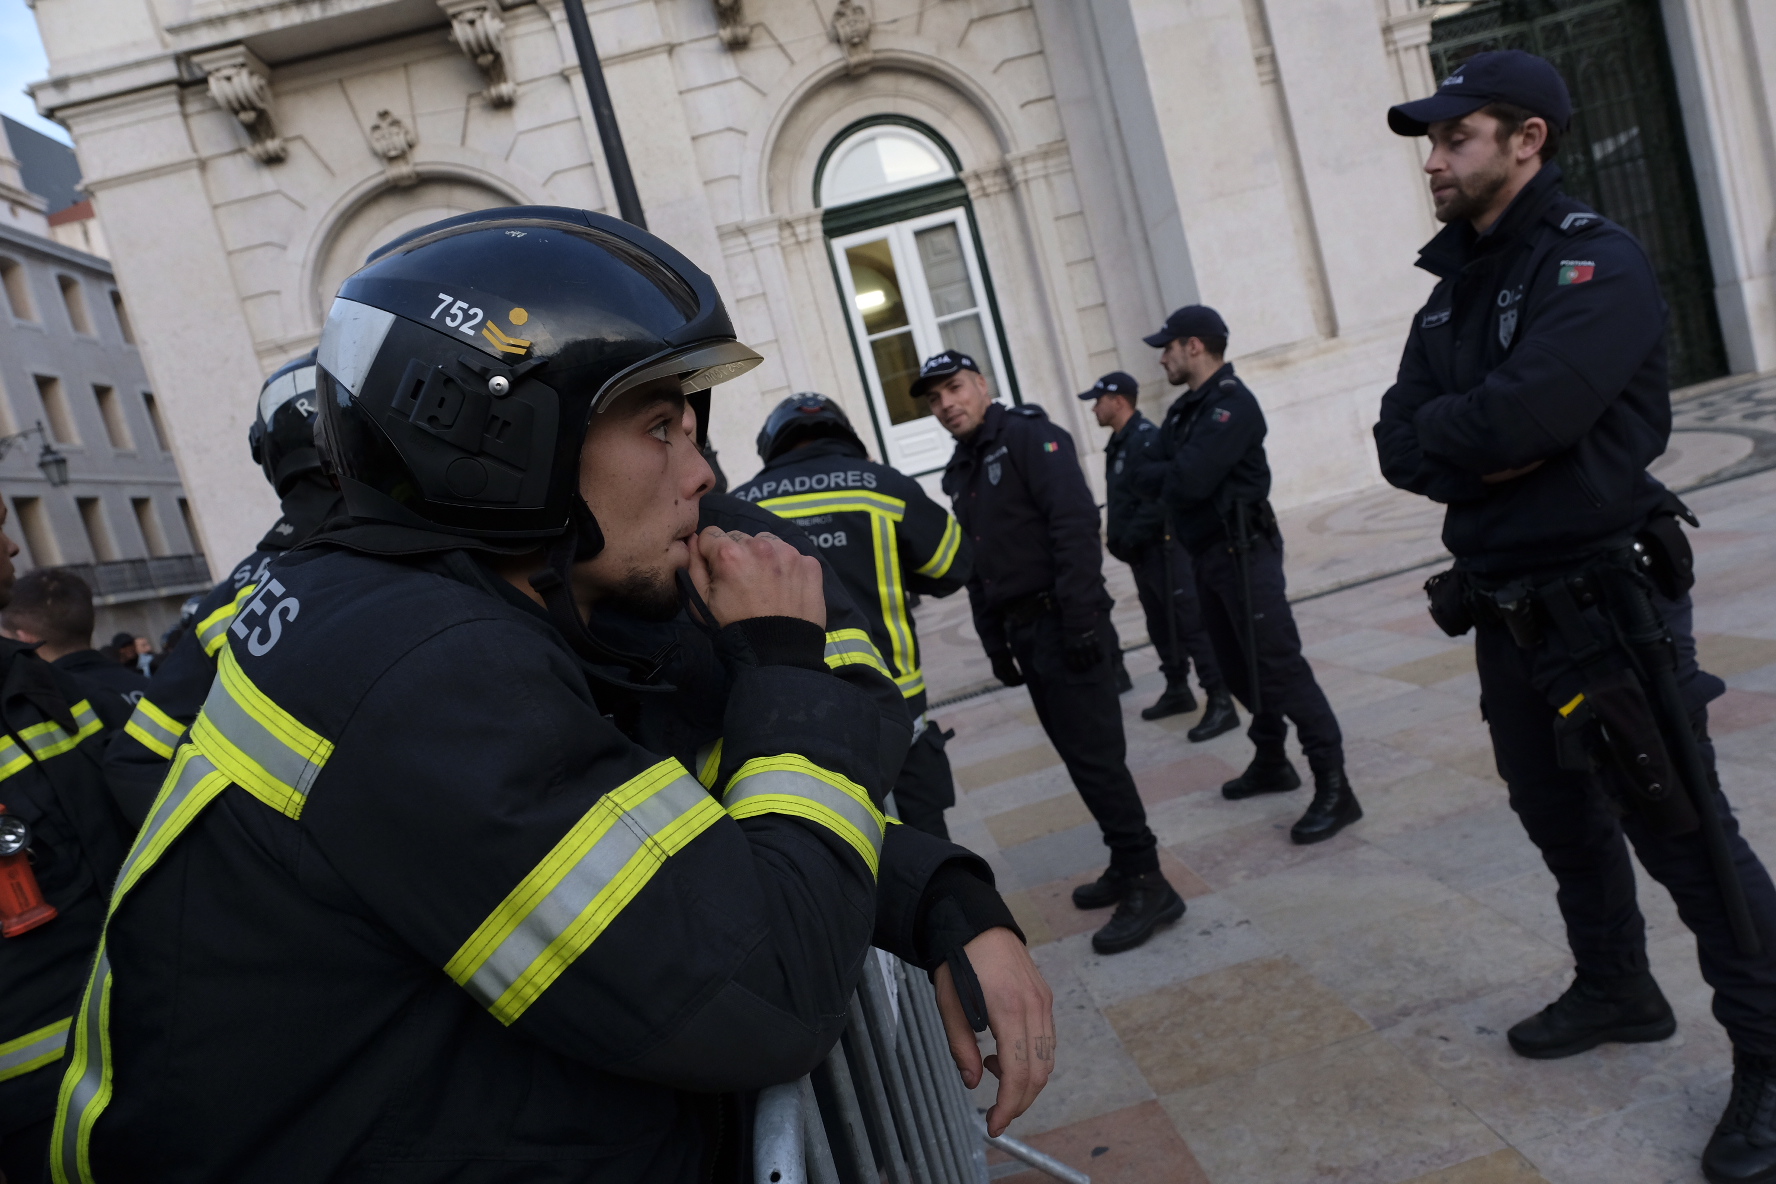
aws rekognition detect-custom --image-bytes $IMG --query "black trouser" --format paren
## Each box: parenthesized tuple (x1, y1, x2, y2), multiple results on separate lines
(1004, 611, 1159, 875)
(893, 720, 956, 840)
(1130, 541, 1222, 690)
(1192, 533, 1344, 774)
(1476, 591, 1776, 1053)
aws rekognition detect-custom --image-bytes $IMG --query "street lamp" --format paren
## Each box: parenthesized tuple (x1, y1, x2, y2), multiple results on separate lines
(0, 422, 71, 487)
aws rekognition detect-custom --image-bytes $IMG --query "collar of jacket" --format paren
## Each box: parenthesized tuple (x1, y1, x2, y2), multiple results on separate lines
(0, 637, 78, 736)
(1416, 162, 1565, 279)
(1177, 362, 1236, 410)
(1107, 409, 1148, 449)
(258, 476, 347, 553)
(962, 400, 1008, 454)
(762, 436, 867, 471)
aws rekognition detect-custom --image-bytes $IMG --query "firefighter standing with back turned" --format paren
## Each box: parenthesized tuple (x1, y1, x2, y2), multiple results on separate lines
(922, 349, 1186, 955)
(733, 394, 972, 838)
(48, 207, 1053, 1183)
(1137, 307, 1361, 844)
(1377, 51, 1776, 1184)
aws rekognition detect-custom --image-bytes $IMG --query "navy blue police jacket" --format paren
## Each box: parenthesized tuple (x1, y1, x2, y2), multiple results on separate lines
(1135, 364, 1272, 555)
(940, 402, 1112, 653)
(1373, 164, 1673, 572)
(731, 439, 972, 716)
(102, 480, 343, 825)
(60, 512, 1007, 1183)
(0, 640, 126, 1145)
(1102, 411, 1168, 563)
(50, 649, 146, 730)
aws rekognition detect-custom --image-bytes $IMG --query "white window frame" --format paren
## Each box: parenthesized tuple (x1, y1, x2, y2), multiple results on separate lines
(829, 207, 1011, 476)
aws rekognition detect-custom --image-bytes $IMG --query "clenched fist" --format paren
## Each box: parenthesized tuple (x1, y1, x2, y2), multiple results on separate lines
(687, 528, 826, 629)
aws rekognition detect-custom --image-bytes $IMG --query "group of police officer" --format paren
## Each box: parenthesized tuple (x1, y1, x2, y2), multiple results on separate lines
(1, 47, 1775, 1184)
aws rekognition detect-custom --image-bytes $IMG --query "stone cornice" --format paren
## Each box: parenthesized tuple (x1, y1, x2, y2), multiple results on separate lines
(0, 219, 115, 275)
(28, 54, 189, 120)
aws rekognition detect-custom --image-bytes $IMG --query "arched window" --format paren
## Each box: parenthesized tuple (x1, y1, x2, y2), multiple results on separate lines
(817, 119, 1015, 475)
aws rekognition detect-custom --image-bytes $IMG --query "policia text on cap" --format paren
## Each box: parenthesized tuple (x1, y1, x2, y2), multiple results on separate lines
(1377, 49, 1776, 1184)
(39, 208, 1054, 1183)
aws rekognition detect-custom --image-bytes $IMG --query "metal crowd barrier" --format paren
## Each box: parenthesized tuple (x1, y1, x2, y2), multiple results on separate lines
(755, 951, 1089, 1184)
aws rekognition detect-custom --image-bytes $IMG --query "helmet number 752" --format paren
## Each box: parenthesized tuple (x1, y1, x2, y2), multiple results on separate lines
(431, 292, 485, 336)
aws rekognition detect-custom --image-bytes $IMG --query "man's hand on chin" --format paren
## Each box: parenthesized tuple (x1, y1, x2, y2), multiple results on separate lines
(933, 927, 1055, 1137)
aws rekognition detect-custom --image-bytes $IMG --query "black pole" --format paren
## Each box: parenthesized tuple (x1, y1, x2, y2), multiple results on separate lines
(560, 0, 646, 228)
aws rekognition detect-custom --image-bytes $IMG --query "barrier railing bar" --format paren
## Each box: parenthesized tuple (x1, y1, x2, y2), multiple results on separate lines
(858, 955, 937, 1184)
(842, 992, 912, 1184)
(894, 960, 968, 1184)
(798, 1075, 841, 1184)
(810, 1037, 874, 1184)
(984, 1133, 1091, 1184)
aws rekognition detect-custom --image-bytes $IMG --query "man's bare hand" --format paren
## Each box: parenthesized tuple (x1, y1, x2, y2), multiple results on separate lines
(1481, 459, 1545, 484)
(934, 927, 1055, 1137)
(687, 527, 826, 629)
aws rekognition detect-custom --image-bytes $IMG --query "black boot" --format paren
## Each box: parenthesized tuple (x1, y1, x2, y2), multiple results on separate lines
(1091, 873, 1185, 954)
(1506, 970, 1676, 1060)
(1222, 745, 1301, 800)
(1290, 768, 1362, 844)
(1140, 680, 1198, 721)
(1071, 867, 1131, 910)
(1705, 1051, 1776, 1183)
(1187, 687, 1240, 742)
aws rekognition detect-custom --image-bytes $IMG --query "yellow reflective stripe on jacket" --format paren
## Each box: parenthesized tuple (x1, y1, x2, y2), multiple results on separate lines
(53, 746, 234, 1184)
(915, 515, 963, 580)
(122, 697, 187, 761)
(196, 583, 256, 657)
(723, 754, 884, 876)
(0, 700, 103, 784)
(695, 738, 723, 789)
(0, 1018, 70, 1082)
(444, 759, 724, 1026)
(758, 490, 906, 521)
(188, 645, 332, 820)
(823, 629, 891, 679)
(893, 670, 926, 699)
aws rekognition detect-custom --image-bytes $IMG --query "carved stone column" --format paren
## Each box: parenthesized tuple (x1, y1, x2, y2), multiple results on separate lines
(439, 0, 517, 106)
(370, 110, 419, 187)
(713, 0, 750, 48)
(191, 46, 286, 164)
(831, 0, 873, 76)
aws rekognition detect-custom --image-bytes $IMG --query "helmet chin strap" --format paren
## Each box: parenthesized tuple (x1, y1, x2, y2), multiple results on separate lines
(528, 497, 676, 686)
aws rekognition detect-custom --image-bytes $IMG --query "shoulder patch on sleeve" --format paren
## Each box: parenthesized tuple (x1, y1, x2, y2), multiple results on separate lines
(1211, 407, 1232, 423)
(1556, 260, 1596, 285)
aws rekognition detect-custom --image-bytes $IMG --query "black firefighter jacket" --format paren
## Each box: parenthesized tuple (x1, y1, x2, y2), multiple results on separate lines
(59, 522, 1001, 1183)
(1135, 363, 1273, 556)
(730, 439, 972, 716)
(1102, 411, 1167, 563)
(102, 480, 345, 826)
(1373, 163, 1673, 572)
(942, 402, 1112, 654)
(0, 639, 127, 1143)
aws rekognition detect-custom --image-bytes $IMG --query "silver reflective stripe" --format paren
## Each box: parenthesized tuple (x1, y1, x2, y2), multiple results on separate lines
(725, 769, 884, 862)
(461, 774, 716, 1010)
(824, 636, 880, 664)
(0, 1020, 69, 1081)
(123, 699, 185, 759)
(58, 947, 106, 1183)
(197, 671, 327, 805)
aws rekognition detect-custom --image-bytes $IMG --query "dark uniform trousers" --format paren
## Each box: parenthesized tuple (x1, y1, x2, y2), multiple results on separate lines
(1004, 610, 1159, 875)
(1476, 590, 1776, 1053)
(1192, 532, 1344, 774)
(1130, 540, 1222, 690)
(895, 723, 957, 840)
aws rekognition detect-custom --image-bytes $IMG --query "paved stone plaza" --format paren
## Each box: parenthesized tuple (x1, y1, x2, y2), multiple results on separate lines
(921, 377, 1776, 1183)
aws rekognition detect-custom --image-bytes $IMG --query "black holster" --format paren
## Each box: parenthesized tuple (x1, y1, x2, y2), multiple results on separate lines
(1553, 667, 1699, 835)
(1424, 569, 1473, 637)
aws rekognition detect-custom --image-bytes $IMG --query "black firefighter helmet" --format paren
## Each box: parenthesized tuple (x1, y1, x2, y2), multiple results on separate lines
(756, 392, 864, 464)
(315, 206, 761, 545)
(249, 350, 322, 496)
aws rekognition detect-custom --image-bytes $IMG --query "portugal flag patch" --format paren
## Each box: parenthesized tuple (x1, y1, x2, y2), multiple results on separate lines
(1042, 441, 1059, 453)
(1557, 261, 1596, 285)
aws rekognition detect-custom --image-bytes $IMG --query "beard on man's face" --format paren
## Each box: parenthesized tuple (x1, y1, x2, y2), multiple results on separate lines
(603, 565, 683, 623)
(1434, 152, 1511, 224)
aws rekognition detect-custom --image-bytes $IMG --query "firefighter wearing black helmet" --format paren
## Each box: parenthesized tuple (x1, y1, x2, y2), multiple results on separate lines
(51, 208, 1053, 1184)
(101, 352, 345, 826)
(731, 394, 972, 838)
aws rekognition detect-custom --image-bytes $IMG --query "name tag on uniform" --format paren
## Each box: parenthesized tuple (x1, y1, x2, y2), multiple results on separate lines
(1421, 308, 1452, 328)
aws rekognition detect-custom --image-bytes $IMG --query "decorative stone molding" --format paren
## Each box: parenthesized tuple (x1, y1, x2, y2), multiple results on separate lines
(830, 0, 873, 76)
(440, 0, 516, 106)
(192, 46, 285, 164)
(370, 110, 419, 187)
(713, 0, 750, 48)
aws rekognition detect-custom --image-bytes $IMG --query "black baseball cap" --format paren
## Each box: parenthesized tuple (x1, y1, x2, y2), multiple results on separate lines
(1077, 371, 1139, 401)
(1143, 305, 1229, 349)
(909, 348, 982, 399)
(1388, 50, 1572, 137)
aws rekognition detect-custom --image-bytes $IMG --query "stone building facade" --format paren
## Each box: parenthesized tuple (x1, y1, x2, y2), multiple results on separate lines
(0, 119, 207, 645)
(21, 0, 1776, 569)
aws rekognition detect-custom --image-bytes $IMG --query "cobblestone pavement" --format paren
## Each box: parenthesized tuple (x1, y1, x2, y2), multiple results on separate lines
(923, 459, 1776, 1184)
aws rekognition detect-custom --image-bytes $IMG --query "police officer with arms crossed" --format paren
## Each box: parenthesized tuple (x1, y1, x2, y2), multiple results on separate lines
(103, 352, 344, 825)
(734, 394, 972, 838)
(1377, 51, 1776, 1184)
(48, 208, 1052, 1184)
(1138, 307, 1361, 843)
(1080, 371, 1239, 736)
(921, 349, 1185, 954)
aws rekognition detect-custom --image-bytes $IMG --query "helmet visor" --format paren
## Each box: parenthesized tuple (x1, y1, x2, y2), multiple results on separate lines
(591, 339, 763, 416)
